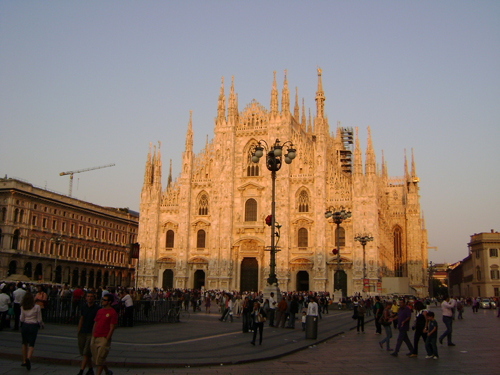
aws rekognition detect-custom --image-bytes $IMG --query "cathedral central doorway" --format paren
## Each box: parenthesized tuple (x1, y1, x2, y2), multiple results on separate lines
(334, 270, 347, 298)
(240, 258, 258, 292)
(163, 269, 173, 290)
(296, 271, 309, 291)
(194, 270, 205, 290)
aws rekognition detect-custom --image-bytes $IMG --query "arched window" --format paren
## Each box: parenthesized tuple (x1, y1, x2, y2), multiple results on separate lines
(1, 207, 6, 221)
(245, 199, 257, 221)
(246, 146, 259, 176)
(335, 227, 346, 247)
(19, 210, 24, 223)
(166, 230, 175, 248)
(298, 190, 309, 213)
(298, 228, 308, 248)
(198, 194, 209, 215)
(12, 229, 20, 250)
(197, 229, 206, 248)
(394, 227, 403, 277)
(14, 209, 19, 223)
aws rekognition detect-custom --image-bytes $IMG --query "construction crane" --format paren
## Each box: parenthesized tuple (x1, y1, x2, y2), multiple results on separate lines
(60, 163, 115, 197)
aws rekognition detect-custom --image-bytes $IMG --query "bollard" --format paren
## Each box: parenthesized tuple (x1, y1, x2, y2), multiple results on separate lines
(305, 315, 318, 339)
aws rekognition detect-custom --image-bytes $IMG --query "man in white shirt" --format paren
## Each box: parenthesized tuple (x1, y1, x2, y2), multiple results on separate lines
(121, 290, 134, 327)
(268, 292, 277, 327)
(13, 282, 26, 331)
(307, 297, 319, 317)
(439, 296, 457, 346)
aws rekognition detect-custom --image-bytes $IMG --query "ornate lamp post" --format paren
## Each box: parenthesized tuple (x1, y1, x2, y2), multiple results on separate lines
(325, 207, 351, 297)
(354, 232, 373, 293)
(251, 139, 296, 287)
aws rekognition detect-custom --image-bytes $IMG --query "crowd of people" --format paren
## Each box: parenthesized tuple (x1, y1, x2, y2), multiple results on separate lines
(1, 280, 500, 373)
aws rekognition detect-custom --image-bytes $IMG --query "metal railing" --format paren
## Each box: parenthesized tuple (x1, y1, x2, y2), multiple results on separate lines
(41, 297, 183, 326)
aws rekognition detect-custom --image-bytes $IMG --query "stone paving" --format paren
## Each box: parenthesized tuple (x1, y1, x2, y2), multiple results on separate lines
(0, 306, 498, 374)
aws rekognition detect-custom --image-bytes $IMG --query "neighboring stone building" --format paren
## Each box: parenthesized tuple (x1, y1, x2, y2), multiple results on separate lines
(0, 177, 139, 287)
(137, 70, 428, 296)
(447, 230, 500, 298)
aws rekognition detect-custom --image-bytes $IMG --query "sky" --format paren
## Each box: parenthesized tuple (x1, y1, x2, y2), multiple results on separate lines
(1, 1, 499, 265)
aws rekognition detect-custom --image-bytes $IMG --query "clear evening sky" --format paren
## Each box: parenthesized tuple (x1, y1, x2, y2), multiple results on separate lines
(1, 1, 499, 265)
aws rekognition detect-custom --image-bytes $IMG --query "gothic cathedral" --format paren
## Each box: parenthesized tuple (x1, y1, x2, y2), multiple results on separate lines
(137, 70, 428, 297)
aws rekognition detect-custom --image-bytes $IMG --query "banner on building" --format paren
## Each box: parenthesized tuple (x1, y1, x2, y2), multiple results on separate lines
(131, 243, 140, 259)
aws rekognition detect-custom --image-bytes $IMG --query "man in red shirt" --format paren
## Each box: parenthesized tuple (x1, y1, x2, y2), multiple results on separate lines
(91, 294, 118, 375)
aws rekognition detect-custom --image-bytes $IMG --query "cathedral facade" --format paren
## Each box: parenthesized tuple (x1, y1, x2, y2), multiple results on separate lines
(137, 70, 428, 297)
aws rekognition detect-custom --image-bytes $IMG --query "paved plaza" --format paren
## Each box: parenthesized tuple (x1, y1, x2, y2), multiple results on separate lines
(0, 306, 498, 374)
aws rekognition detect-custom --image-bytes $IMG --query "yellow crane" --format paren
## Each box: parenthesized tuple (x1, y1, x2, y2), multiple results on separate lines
(60, 163, 115, 197)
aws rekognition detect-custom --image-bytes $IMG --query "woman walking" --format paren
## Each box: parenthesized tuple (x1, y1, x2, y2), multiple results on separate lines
(250, 301, 267, 346)
(20, 291, 44, 370)
(379, 302, 394, 351)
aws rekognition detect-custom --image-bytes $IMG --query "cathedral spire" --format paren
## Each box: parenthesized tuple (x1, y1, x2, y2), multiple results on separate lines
(154, 141, 161, 186)
(217, 77, 225, 122)
(353, 127, 363, 176)
(293, 87, 299, 123)
(307, 108, 312, 134)
(301, 98, 306, 131)
(185, 110, 193, 153)
(315, 67, 325, 119)
(228, 75, 236, 123)
(167, 159, 172, 188)
(281, 69, 290, 117)
(411, 148, 416, 178)
(404, 149, 409, 182)
(143, 142, 153, 185)
(365, 126, 376, 175)
(381, 150, 388, 178)
(270, 71, 279, 119)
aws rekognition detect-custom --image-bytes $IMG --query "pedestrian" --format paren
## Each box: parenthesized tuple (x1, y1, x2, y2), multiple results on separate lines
(379, 302, 394, 351)
(373, 296, 383, 334)
(268, 292, 277, 327)
(242, 295, 252, 333)
(457, 299, 464, 320)
(121, 289, 134, 327)
(0, 284, 12, 330)
(77, 291, 100, 375)
(301, 311, 307, 331)
(34, 285, 47, 318)
(356, 300, 366, 333)
(423, 311, 439, 359)
(275, 296, 288, 328)
(12, 282, 26, 331)
(439, 295, 456, 346)
(409, 301, 427, 357)
(223, 295, 234, 322)
(250, 301, 267, 346)
(20, 291, 44, 370)
(90, 294, 117, 375)
(307, 297, 319, 317)
(205, 295, 211, 314)
(287, 296, 299, 329)
(391, 299, 399, 329)
(390, 299, 414, 357)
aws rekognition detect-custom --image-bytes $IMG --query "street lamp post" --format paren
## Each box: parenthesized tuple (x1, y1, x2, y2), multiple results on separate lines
(251, 139, 296, 289)
(428, 261, 436, 299)
(325, 207, 351, 298)
(354, 232, 373, 294)
(50, 235, 65, 284)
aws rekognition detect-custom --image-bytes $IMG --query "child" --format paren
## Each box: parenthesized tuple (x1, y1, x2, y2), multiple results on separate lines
(301, 311, 307, 331)
(424, 311, 438, 359)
